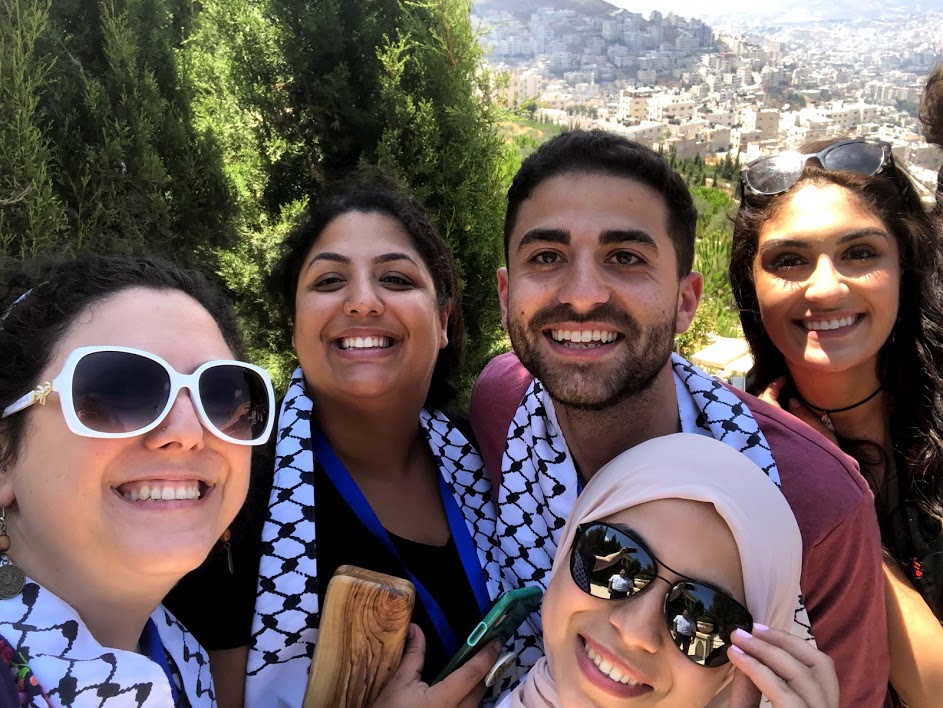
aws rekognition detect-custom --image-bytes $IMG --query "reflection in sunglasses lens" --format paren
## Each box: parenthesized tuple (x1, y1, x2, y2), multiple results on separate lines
(200, 366, 268, 440)
(572, 525, 657, 599)
(73, 352, 170, 433)
(822, 142, 884, 173)
(664, 579, 752, 667)
(750, 153, 803, 194)
(571, 524, 752, 668)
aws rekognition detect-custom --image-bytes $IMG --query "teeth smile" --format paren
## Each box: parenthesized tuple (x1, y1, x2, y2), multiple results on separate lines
(584, 641, 642, 686)
(803, 315, 859, 331)
(550, 329, 619, 348)
(118, 481, 203, 502)
(338, 336, 392, 350)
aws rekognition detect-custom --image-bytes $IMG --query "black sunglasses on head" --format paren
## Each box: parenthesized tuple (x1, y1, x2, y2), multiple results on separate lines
(740, 139, 893, 197)
(570, 522, 753, 668)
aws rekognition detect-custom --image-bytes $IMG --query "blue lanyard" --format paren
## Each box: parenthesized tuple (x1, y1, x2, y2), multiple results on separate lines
(312, 424, 491, 656)
(139, 619, 180, 706)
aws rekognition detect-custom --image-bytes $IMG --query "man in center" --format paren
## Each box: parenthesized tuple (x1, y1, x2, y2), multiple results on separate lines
(471, 130, 888, 706)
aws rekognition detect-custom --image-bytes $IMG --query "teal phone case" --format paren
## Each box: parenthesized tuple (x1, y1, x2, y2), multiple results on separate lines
(432, 585, 543, 684)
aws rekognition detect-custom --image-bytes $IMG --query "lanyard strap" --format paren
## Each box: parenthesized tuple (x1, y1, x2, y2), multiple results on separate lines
(139, 619, 180, 706)
(312, 424, 491, 656)
(437, 474, 492, 615)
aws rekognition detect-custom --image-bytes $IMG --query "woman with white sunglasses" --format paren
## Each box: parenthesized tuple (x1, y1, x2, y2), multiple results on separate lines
(730, 138, 943, 706)
(0, 255, 275, 706)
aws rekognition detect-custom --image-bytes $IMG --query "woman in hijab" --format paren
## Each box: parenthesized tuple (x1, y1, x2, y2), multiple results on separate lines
(501, 433, 838, 707)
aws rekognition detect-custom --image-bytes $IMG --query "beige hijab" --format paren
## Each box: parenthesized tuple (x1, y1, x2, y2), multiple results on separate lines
(506, 433, 803, 707)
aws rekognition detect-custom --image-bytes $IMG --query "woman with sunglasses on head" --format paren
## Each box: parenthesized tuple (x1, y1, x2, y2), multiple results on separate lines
(731, 138, 943, 707)
(498, 433, 838, 708)
(0, 254, 275, 706)
(168, 173, 500, 707)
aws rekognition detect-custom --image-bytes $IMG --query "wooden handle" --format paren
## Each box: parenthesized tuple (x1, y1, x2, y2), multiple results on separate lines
(304, 565, 416, 708)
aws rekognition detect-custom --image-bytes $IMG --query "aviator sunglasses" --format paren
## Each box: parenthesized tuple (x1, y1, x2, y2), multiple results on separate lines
(741, 139, 893, 197)
(570, 522, 753, 668)
(1, 345, 275, 445)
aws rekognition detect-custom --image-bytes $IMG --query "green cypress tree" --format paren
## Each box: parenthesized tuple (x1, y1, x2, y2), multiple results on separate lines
(0, 0, 66, 256)
(180, 0, 297, 386)
(204, 0, 508, 391)
(0, 0, 236, 259)
(374, 0, 507, 384)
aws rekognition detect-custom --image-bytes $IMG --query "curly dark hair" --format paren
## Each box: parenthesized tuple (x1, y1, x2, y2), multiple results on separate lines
(919, 64, 943, 199)
(920, 64, 943, 148)
(730, 138, 943, 519)
(274, 170, 464, 410)
(0, 254, 245, 471)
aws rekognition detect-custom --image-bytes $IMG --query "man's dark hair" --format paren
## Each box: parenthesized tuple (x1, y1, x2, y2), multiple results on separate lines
(504, 130, 698, 276)
(920, 64, 943, 148)
(919, 64, 943, 196)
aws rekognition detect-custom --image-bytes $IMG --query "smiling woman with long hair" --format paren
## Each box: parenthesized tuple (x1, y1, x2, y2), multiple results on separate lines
(166, 173, 501, 708)
(729, 138, 943, 706)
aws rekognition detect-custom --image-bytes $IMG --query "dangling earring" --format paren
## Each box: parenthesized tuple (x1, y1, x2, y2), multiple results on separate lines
(0, 508, 24, 599)
(221, 528, 234, 576)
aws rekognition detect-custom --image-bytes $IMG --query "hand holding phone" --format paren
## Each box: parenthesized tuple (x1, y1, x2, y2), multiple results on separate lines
(433, 586, 543, 684)
(370, 625, 501, 708)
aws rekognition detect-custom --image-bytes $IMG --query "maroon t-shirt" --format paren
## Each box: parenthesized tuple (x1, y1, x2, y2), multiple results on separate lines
(471, 352, 890, 708)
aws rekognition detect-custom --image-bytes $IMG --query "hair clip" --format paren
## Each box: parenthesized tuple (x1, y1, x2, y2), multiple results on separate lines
(0, 281, 48, 327)
(0, 288, 33, 325)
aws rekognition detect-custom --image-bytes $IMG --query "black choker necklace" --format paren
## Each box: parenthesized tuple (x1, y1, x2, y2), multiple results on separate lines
(796, 385, 883, 414)
(794, 385, 883, 432)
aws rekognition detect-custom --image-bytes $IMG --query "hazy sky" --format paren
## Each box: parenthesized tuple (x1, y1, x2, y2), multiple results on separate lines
(606, 0, 740, 21)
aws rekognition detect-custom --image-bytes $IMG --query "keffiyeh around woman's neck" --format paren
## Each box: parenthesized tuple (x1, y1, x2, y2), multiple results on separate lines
(506, 433, 803, 708)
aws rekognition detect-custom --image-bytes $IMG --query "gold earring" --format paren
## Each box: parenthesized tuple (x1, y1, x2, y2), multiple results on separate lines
(0, 507, 24, 599)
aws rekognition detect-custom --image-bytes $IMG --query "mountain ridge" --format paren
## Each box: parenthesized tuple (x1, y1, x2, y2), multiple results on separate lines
(475, 0, 940, 23)
(474, 0, 623, 19)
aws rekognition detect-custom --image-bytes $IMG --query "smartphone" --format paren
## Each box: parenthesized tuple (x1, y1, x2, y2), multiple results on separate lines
(433, 585, 543, 684)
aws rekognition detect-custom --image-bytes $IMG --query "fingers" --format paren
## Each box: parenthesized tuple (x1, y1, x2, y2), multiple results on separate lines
(758, 377, 787, 408)
(456, 682, 488, 708)
(728, 666, 762, 708)
(370, 625, 427, 708)
(727, 627, 838, 708)
(428, 641, 501, 708)
(388, 624, 426, 687)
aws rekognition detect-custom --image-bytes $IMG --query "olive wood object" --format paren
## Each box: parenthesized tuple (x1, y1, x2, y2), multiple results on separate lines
(303, 565, 416, 708)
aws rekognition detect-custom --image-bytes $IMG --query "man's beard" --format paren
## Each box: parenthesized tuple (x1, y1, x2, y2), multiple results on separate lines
(508, 301, 677, 411)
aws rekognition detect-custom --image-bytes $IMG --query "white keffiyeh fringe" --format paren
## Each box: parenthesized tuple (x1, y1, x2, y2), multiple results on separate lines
(0, 580, 214, 707)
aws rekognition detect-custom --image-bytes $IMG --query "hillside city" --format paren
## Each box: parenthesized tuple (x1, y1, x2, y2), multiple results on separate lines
(476, 2, 943, 193)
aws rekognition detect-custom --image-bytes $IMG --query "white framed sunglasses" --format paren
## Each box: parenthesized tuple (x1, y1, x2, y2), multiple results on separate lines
(1, 345, 275, 445)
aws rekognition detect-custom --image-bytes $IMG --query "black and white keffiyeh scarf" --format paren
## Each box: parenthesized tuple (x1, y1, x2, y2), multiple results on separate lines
(246, 368, 498, 707)
(0, 580, 214, 707)
(493, 354, 814, 693)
